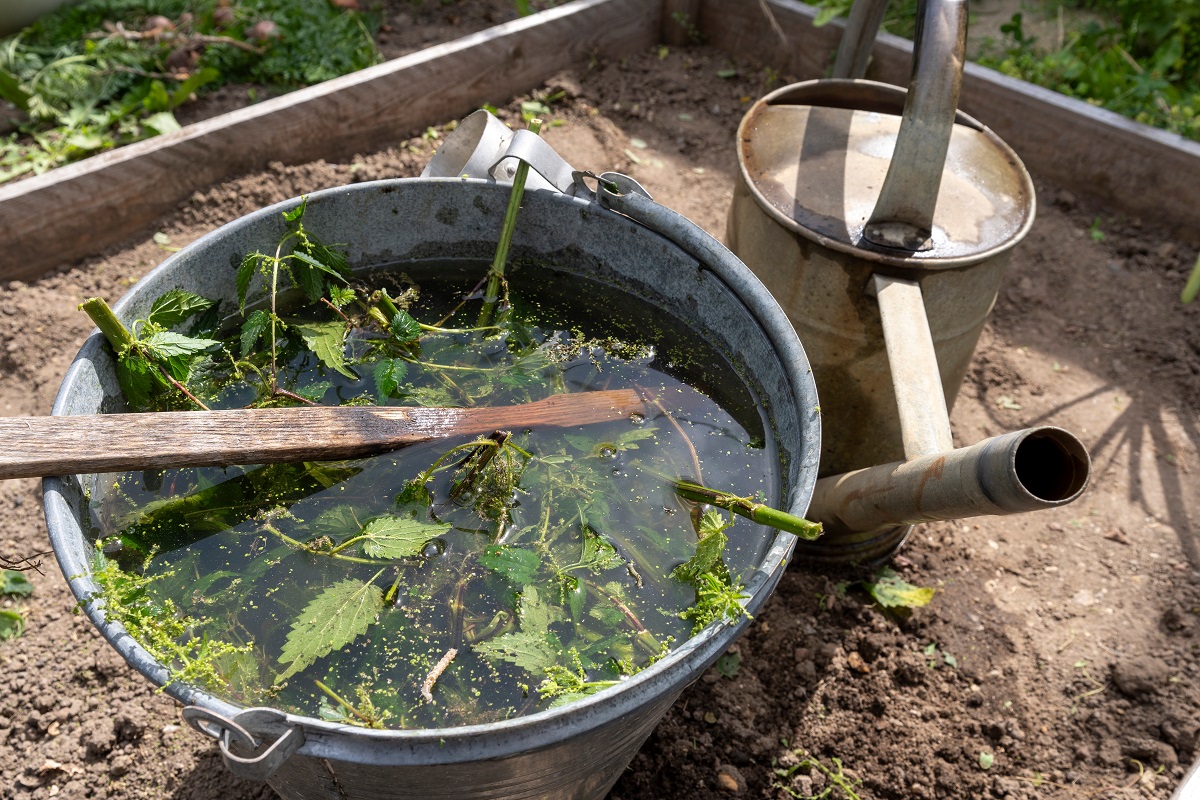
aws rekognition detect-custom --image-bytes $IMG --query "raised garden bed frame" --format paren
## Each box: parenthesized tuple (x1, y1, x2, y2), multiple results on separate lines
(1, 0, 1197, 280)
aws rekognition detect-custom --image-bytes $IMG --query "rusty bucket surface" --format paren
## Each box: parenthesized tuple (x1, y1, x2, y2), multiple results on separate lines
(728, 0, 1088, 562)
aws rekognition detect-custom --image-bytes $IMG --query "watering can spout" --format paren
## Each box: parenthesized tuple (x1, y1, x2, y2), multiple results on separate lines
(806, 426, 1091, 537)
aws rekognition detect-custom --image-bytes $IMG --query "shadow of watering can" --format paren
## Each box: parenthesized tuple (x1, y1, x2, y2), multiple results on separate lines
(728, 0, 1091, 563)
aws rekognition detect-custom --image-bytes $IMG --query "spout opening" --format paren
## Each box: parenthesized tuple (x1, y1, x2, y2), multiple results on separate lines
(1013, 428, 1090, 504)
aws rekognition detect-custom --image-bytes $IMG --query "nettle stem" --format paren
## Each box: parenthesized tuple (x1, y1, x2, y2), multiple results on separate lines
(79, 297, 136, 351)
(478, 118, 543, 328)
(672, 480, 823, 540)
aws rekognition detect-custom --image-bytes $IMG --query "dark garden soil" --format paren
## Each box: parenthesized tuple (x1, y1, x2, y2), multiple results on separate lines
(1, 30, 1199, 800)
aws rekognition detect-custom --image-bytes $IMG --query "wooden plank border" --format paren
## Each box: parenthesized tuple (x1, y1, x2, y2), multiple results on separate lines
(701, 0, 1200, 239)
(0, 0, 660, 280)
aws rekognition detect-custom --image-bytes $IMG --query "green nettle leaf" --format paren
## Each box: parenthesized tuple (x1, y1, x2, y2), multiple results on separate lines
(292, 320, 355, 379)
(671, 527, 728, 584)
(237, 252, 263, 312)
(148, 290, 216, 329)
(475, 586, 564, 672)
(295, 380, 332, 403)
(116, 352, 157, 408)
(240, 310, 271, 358)
(0, 610, 24, 641)
(698, 509, 733, 538)
(307, 505, 361, 538)
(282, 198, 308, 224)
(358, 516, 451, 559)
(329, 285, 356, 308)
(291, 250, 349, 301)
(373, 358, 408, 402)
(390, 309, 422, 344)
(563, 434, 593, 453)
(579, 530, 621, 573)
(141, 331, 221, 359)
(0, 570, 33, 597)
(864, 568, 935, 609)
(276, 578, 384, 683)
(480, 545, 541, 584)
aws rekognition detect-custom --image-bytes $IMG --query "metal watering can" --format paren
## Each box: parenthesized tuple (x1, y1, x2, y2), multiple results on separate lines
(727, 0, 1090, 562)
(45, 113, 821, 798)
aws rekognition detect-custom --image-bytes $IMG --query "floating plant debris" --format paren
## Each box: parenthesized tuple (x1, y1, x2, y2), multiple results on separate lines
(80, 198, 807, 729)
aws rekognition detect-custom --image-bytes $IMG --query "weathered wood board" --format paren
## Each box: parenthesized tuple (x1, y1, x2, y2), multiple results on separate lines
(0, 0, 659, 280)
(702, 0, 1200, 240)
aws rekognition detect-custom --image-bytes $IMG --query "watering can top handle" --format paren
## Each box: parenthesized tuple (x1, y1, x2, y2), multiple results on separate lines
(836, 0, 967, 252)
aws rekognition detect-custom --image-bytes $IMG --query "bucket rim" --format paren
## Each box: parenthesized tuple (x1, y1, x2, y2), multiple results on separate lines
(43, 177, 818, 764)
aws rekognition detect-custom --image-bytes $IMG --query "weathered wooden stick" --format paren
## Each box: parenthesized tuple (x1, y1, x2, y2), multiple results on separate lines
(0, 389, 644, 479)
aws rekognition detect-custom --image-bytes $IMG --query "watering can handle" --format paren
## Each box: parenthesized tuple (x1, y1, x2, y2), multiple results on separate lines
(849, 0, 967, 251)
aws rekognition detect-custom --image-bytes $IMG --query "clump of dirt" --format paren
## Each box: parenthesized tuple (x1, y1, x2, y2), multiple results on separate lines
(1, 39, 1197, 800)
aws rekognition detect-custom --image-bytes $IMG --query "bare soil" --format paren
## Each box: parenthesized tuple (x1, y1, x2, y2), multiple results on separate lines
(2, 32, 1199, 800)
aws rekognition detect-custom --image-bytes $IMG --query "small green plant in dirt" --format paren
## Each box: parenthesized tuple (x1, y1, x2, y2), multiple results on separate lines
(0, 568, 34, 642)
(1182, 253, 1200, 304)
(0, 0, 380, 182)
(774, 751, 864, 800)
(924, 642, 958, 669)
(80, 122, 822, 727)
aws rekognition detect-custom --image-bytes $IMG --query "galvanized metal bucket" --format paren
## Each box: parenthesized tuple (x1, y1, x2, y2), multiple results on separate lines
(44, 177, 821, 798)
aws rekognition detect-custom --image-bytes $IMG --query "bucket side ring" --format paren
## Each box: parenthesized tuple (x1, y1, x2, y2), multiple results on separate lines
(183, 705, 306, 782)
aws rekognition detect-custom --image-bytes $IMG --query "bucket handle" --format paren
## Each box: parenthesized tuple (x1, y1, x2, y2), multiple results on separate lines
(835, 0, 967, 251)
(183, 705, 306, 782)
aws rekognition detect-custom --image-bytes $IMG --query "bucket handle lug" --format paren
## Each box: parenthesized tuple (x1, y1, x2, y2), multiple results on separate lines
(182, 705, 305, 782)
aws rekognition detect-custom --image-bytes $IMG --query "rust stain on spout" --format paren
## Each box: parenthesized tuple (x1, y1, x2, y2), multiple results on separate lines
(913, 455, 946, 513)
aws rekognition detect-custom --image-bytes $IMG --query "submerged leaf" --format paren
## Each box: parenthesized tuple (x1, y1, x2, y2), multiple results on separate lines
(480, 545, 541, 584)
(292, 320, 354, 379)
(578, 530, 621, 574)
(358, 517, 450, 559)
(864, 568, 935, 608)
(474, 586, 564, 672)
(276, 578, 384, 683)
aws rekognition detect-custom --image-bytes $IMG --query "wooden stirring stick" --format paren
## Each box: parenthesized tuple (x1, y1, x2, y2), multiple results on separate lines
(0, 389, 644, 480)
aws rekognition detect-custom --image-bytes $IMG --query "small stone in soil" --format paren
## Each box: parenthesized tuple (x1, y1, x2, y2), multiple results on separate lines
(1112, 657, 1170, 698)
(1104, 528, 1131, 545)
(715, 765, 746, 794)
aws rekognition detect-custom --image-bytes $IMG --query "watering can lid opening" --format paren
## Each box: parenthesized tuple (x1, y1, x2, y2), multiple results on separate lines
(736, 80, 1036, 269)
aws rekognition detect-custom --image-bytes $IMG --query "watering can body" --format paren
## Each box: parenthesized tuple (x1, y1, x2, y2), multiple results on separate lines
(728, 79, 1033, 476)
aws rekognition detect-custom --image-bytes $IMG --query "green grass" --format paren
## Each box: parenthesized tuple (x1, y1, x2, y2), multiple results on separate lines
(810, 0, 1200, 142)
(0, 0, 381, 182)
(975, 0, 1200, 141)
